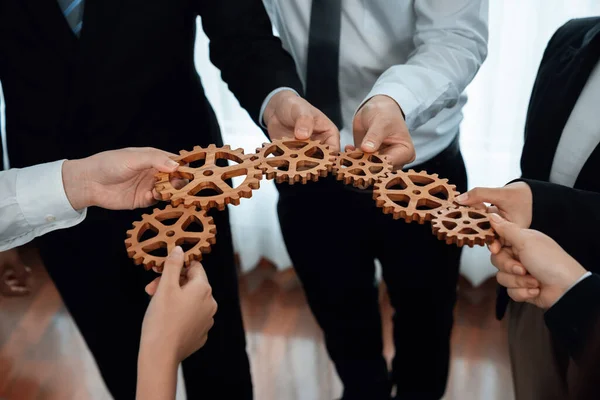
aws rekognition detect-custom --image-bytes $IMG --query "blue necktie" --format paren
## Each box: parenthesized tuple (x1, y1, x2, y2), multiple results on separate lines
(57, 0, 84, 37)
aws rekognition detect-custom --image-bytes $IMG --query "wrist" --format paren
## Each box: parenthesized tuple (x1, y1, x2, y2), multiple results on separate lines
(139, 340, 180, 370)
(367, 95, 405, 119)
(62, 158, 92, 210)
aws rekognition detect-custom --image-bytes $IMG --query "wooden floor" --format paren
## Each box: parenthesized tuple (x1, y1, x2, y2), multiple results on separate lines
(0, 249, 514, 400)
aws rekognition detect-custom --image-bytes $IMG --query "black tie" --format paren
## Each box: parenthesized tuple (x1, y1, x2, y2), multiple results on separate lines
(305, 0, 343, 130)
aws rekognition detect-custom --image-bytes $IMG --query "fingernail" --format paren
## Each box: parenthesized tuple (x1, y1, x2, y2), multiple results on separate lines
(296, 128, 309, 138)
(455, 193, 468, 203)
(489, 213, 503, 223)
(528, 288, 539, 296)
(166, 159, 179, 168)
(363, 141, 375, 150)
(512, 265, 525, 275)
(173, 246, 183, 254)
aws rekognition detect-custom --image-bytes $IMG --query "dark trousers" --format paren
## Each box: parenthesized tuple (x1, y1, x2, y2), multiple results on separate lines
(35, 205, 253, 400)
(276, 137, 467, 400)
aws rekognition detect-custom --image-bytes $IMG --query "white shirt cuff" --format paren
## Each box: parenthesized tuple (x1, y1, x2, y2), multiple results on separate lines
(259, 87, 300, 129)
(17, 160, 86, 228)
(550, 271, 592, 308)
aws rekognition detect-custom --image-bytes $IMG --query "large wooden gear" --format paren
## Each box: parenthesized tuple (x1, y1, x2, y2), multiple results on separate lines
(154, 144, 262, 211)
(431, 206, 496, 247)
(125, 205, 217, 271)
(253, 138, 337, 184)
(333, 150, 392, 189)
(373, 170, 459, 224)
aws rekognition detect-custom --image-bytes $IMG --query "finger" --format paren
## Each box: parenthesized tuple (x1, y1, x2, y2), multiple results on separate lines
(344, 145, 356, 152)
(132, 149, 180, 173)
(508, 287, 540, 303)
(491, 249, 525, 275)
(312, 114, 340, 152)
(488, 213, 525, 250)
(455, 187, 508, 206)
(145, 277, 161, 296)
(496, 271, 540, 289)
(488, 239, 503, 254)
(161, 246, 185, 288)
(185, 261, 210, 287)
(170, 178, 188, 190)
(379, 142, 416, 170)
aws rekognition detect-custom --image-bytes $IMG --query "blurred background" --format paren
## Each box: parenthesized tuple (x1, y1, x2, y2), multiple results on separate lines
(1, 1, 600, 399)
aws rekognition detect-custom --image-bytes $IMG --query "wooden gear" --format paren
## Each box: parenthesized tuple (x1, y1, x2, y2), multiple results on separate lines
(431, 206, 496, 247)
(373, 170, 459, 224)
(154, 144, 262, 210)
(253, 138, 337, 184)
(125, 204, 217, 271)
(332, 150, 392, 189)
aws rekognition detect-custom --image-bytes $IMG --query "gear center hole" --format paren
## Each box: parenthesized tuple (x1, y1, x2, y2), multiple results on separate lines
(203, 170, 214, 176)
(166, 230, 175, 237)
(412, 190, 421, 195)
(463, 220, 471, 225)
(290, 154, 299, 158)
(358, 162, 366, 166)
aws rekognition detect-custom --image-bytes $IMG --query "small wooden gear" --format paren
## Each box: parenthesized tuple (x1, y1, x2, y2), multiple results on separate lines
(432, 206, 496, 247)
(253, 138, 337, 184)
(373, 170, 459, 224)
(332, 150, 392, 189)
(125, 204, 217, 271)
(154, 144, 262, 210)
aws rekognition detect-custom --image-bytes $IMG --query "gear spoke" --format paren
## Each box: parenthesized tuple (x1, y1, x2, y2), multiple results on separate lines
(255, 138, 335, 184)
(125, 205, 217, 271)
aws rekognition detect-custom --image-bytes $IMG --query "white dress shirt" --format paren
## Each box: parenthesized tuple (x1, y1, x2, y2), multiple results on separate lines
(261, 0, 489, 167)
(0, 160, 86, 252)
(549, 61, 600, 188)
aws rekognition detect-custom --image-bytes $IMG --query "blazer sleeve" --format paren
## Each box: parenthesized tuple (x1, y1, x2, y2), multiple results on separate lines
(515, 178, 600, 269)
(544, 273, 600, 360)
(196, 0, 304, 125)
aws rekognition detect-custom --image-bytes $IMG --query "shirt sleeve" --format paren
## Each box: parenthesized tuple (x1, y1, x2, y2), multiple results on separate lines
(0, 160, 87, 251)
(358, 0, 489, 131)
(544, 273, 600, 360)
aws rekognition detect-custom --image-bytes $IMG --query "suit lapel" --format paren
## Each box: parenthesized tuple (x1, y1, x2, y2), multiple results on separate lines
(21, 0, 78, 57)
(522, 20, 600, 181)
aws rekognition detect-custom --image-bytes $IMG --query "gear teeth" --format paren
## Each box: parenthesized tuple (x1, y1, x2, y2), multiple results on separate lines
(431, 206, 495, 247)
(124, 204, 218, 270)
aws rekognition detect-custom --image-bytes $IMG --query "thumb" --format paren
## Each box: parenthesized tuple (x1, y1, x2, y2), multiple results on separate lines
(489, 213, 524, 247)
(455, 187, 508, 207)
(360, 119, 388, 153)
(290, 100, 315, 140)
(132, 148, 180, 173)
(161, 246, 185, 288)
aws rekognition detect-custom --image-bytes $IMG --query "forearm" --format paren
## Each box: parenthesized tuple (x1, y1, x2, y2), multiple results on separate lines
(544, 273, 600, 360)
(136, 345, 179, 400)
(518, 179, 600, 265)
(197, 0, 303, 124)
(0, 161, 86, 251)
(360, 0, 488, 131)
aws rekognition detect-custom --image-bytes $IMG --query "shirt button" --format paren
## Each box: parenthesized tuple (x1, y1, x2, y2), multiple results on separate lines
(46, 215, 56, 222)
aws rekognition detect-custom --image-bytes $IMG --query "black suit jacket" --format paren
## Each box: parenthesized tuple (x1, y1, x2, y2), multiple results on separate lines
(0, 0, 302, 169)
(496, 17, 600, 319)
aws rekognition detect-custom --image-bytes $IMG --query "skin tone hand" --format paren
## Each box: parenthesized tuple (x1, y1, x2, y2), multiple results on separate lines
(455, 181, 534, 253)
(0, 248, 31, 296)
(350, 95, 415, 169)
(263, 90, 341, 152)
(488, 213, 587, 310)
(137, 246, 218, 400)
(62, 147, 180, 211)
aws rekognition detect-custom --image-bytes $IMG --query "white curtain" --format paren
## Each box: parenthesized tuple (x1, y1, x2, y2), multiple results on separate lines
(193, 1, 600, 283)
